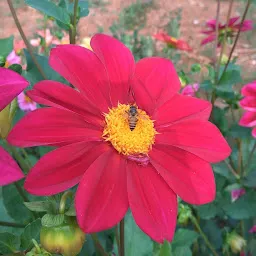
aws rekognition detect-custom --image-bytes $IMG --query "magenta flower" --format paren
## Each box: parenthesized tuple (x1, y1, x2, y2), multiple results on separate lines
(201, 16, 253, 46)
(239, 81, 256, 137)
(249, 225, 256, 233)
(18, 92, 37, 112)
(181, 84, 199, 97)
(5, 50, 21, 67)
(231, 188, 246, 202)
(0, 67, 28, 185)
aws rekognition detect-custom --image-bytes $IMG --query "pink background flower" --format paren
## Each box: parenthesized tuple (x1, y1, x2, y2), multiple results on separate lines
(18, 92, 37, 112)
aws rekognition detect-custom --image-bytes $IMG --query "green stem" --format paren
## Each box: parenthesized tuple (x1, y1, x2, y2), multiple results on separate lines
(218, 0, 252, 83)
(0, 221, 26, 228)
(224, 159, 240, 179)
(216, 0, 234, 82)
(59, 191, 73, 214)
(21, 148, 32, 168)
(244, 141, 256, 171)
(213, 0, 221, 70)
(120, 218, 125, 256)
(115, 224, 121, 256)
(91, 234, 109, 256)
(6, 0, 47, 80)
(70, 0, 79, 44)
(14, 182, 29, 202)
(191, 216, 219, 256)
(4, 140, 30, 174)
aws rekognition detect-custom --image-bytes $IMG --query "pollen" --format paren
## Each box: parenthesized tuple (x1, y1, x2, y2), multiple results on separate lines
(102, 104, 157, 156)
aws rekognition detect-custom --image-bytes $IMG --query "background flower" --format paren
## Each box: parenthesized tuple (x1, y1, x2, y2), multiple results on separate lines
(18, 92, 37, 112)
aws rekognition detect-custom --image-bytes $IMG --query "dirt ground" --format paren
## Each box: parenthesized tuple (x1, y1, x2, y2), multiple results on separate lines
(0, 0, 255, 78)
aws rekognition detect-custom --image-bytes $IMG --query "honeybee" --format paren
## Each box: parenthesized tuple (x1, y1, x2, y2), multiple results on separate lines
(127, 105, 139, 131)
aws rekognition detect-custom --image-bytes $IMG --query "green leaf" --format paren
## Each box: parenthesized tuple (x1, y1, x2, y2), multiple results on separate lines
(158, 241, 172, 256)
(25, 0, 70, 25)
(228, 124, 251, 139)
(65, 203, 76, 216)
(2, 183, 32, 223)
(24, 49, 67, 85)
(0, 232, 20, 254)
(172, 229, 199, 248)
(123, 211, 153, 256)
(211, 107, 228, 134)
(41, 213, 65, 227)
(0, 36, 14, 57)
(8, 64, 23, 75)
(21, 219, 41, 250)
(196, 203, 218, 220)
(243, 171, 256, 188)
(173, 246, 192, 256)
(223, 191, 256, 219)
(24, 201, 53, 212)
(218, 63, 242, 87)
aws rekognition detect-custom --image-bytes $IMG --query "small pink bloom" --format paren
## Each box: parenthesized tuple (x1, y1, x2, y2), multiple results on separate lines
(201, 16, 253, 46)
(0, 67, 28, 185)
(249, 225, 256, 233)
(30, 38, 41, 47)
(5, 50, 21, 67)
(181, 84, 199, 97)
(231, 188, 245, 202)
(17, 92, 37, 112)
(239, 81, 256, 137)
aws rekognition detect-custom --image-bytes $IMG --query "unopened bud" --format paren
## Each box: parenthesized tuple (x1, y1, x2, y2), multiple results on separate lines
(0, 56, 6, 67)
(226, 232, 246, 254)
(178, 204, 192, 225)
(0, 99, 17, 139)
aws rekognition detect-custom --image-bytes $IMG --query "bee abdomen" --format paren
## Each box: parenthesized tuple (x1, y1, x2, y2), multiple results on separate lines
(129, 121, 137, 131)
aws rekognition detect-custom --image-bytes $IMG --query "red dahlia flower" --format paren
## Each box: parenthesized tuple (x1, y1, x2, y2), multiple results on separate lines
(0, 67, 28, 185)
(153, 32, 193, 52)
(201, 16, 253, 46)
(8, 34, 231, 242)
(239, 81, 256, 137)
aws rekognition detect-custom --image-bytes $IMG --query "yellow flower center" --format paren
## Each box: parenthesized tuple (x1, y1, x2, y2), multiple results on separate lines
(103, 104, 157, 156)
(25, 95, 33, 104)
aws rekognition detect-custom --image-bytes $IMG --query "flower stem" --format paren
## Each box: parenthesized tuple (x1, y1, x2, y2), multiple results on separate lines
(218, 0, 252, 83)
(4, 140, 30, 174)
(120, 218, 125, 256)
(224, 159, 240, 179)
(191, 216, 219, 256)
(21, 148, 32, 169)
(59, 191, 73, 214)
(6, 0, 47, 80)
(213, 0, 221, 70)
(0, 221, 26, 228)
(244, 141, 256, 171)
(216, 0, 234, 81)
(91, 233, 109, 256)
(70, 0, 79, 44)
(115, 224, 121, 256)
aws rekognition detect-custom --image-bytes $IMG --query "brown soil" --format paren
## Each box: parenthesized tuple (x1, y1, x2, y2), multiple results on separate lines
(0, 0, 255, 79)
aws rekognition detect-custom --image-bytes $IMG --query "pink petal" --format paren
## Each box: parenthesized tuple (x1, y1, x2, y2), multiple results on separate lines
(201, 34, 216, 45)
(249, 225, 256, 233)
(153, 94, 211, 129)
(49, 44, 111, 113)
(127, 161, 177, 243)
(155, 119, 231, 163)
(0, 67, 29, 111)
(252, 127, 256, 138)
(24, 141, 109, 195)
(206, 19, 217, 29)
(241, 81, 256, 97)
(7, 108, 102, 147)
(239, 112, 256, 127)
(27, 80, 103, 127)
(0, 147, 24, 185)
(228, 16, 240, 26)
(91, 34, 135, 106)
(76, 150, 128, 232)
(150, 145, 216, 204)
(240, 97, 256, 112)
(131, 57, 180, 114)
(231, 188, 245, 202)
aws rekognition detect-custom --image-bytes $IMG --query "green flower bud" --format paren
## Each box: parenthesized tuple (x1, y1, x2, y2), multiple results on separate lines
(226, 232, 246, 254)
(220, 54, 229, 65)
(178, 204, 192, 225)
(0, 99, 18, 139)
(0, 56, 6, 67)
(40, 218, 85, 256)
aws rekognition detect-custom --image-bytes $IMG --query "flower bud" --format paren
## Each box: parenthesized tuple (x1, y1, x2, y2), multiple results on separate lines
(0, 56, 6, 67)
(40, 217, 85, 256)
(0, 99, 17, 139)
(220, 54, 229, 65)
(226, 232, 246, 254)
(178, 204, 192, 225)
